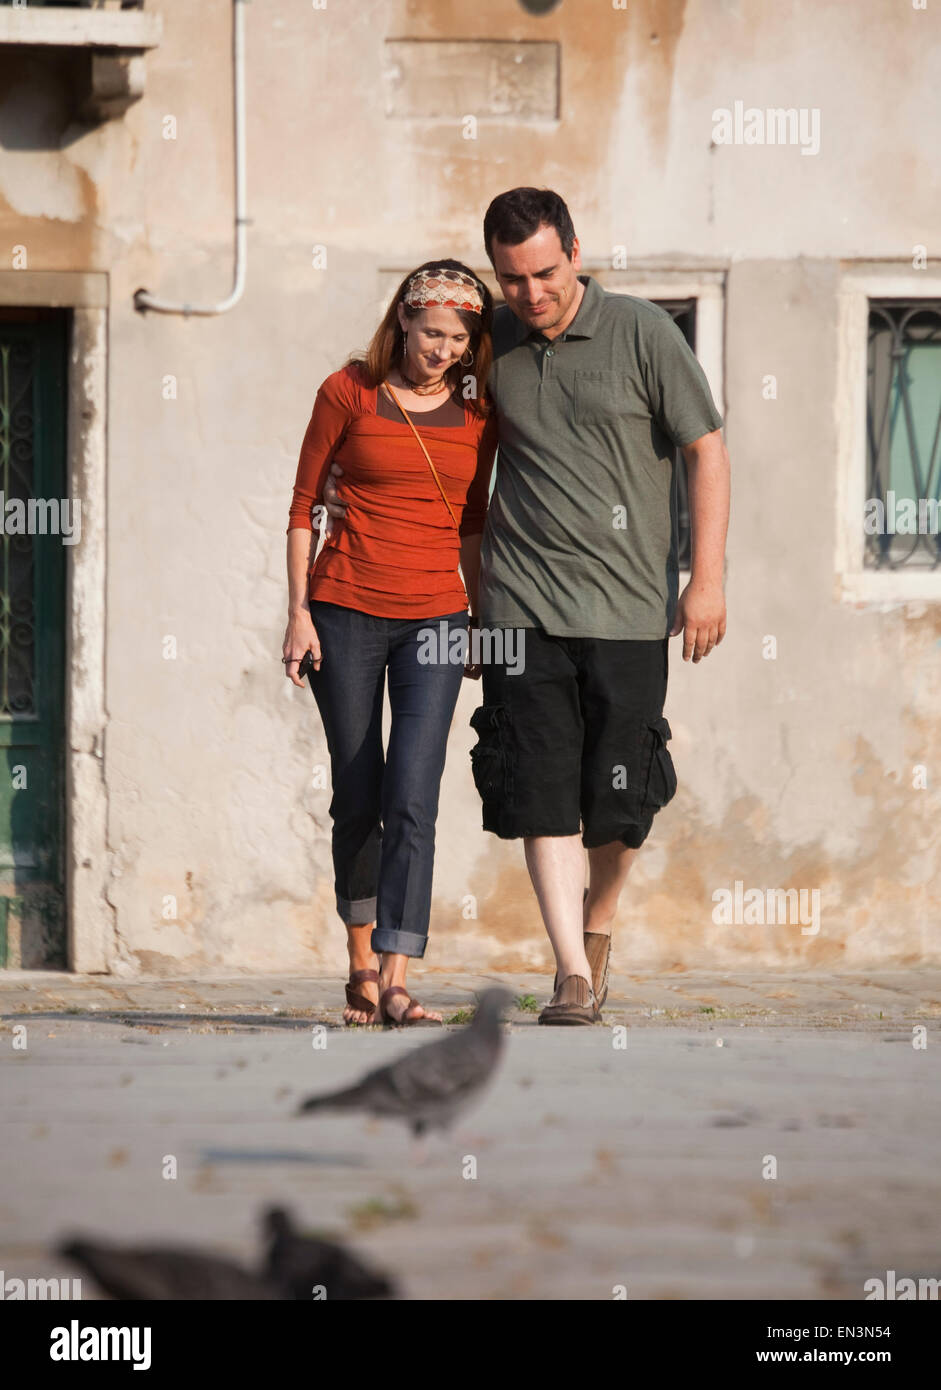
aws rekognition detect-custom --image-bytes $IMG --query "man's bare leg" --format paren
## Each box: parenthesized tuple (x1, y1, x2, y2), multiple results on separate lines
(584, 842, 638, 936)
(523, 834, 592, 987)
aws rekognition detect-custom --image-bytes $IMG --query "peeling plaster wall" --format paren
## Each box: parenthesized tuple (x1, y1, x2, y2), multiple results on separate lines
(1, 0, 939, 974)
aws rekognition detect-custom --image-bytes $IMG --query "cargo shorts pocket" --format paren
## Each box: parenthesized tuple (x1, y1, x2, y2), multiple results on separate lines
(469, 703, 514, 801)
(640, 716, 677, 812)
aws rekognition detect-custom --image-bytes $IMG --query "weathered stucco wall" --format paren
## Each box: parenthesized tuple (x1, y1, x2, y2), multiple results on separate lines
(1, 0, 939, 974)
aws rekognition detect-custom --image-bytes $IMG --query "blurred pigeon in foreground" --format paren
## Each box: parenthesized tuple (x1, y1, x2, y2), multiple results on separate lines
(57, 1239, 280, 1300)
(262, 1206, 395, 1300)
(59, 1205, 395, 1300)
(296, 987, 514, 1137)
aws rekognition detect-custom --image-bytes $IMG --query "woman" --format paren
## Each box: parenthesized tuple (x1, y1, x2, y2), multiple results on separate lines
(283, 261, 496, 1027)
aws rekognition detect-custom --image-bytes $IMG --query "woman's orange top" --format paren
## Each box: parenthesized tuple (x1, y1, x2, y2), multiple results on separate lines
(287, 362, 497, 619)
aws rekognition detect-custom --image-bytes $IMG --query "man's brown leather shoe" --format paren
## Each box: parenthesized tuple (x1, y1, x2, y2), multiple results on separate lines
(553, 930, 611, 1008)
(538, 974, 601, 1025)
(583, 932, 612, 1007)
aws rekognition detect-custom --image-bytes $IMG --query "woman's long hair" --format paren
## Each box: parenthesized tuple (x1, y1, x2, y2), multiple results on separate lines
(349, 259, 493, 417)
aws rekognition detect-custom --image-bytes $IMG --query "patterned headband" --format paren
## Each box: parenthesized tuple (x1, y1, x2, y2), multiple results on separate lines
(403, 268, 484, 315)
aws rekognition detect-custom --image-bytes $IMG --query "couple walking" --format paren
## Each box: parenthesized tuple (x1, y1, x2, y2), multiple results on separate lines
(283, 187, 729, 1027)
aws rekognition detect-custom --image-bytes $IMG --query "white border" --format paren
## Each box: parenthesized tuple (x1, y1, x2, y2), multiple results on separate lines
(602, 272, 726, 579)
(0, 274, 113, 971)
(600, 273, 726, 423)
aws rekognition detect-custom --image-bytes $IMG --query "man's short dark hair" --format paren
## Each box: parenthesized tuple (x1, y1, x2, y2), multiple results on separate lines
(483, 188, 576, 264)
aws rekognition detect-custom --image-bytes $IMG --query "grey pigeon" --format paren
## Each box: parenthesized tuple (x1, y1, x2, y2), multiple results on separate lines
(262, 1206, 396, 1300)
(296, 987, 514, 1137)
(58, 1238, 281, 1300)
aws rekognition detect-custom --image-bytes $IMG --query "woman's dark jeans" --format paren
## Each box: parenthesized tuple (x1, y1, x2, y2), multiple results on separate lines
(307, 600, 468, 959)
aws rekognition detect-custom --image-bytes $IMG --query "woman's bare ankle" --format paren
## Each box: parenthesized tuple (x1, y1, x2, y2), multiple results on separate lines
(346, 922, 379, 976)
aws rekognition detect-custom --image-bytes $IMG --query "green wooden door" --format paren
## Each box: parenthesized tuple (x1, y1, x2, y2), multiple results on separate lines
(0, 310, 67, 968)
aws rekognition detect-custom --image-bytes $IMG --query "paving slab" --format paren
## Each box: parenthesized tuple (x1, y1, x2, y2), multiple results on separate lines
(1, 970, 939, 1300)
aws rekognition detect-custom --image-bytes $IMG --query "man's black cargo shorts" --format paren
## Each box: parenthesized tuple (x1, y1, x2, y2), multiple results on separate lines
(469, 628, 677, 849)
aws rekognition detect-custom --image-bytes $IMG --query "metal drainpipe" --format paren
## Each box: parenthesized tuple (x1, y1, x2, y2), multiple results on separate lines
(134, 0, 248, 316)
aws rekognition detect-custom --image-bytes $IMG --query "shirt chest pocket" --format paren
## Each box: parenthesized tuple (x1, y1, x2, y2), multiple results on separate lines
(573, 370, 632, 427)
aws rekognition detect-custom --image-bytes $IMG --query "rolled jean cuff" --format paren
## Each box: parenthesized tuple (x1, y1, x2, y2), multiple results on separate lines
(337, 895, 377, 926)
(370, 926, 428, 959)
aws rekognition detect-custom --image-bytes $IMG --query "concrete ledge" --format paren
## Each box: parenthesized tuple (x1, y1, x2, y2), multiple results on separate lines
(0, 9, 161, 49)
(0, 271, 108, 309)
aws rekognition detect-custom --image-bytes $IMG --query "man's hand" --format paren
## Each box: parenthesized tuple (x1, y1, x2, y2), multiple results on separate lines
(670, 579, 726, 662)
(322, 463, 348, 539)
(677, 430, 729, 662)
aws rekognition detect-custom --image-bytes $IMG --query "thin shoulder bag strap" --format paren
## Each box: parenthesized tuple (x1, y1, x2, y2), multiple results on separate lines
(381, 381, 460, 532)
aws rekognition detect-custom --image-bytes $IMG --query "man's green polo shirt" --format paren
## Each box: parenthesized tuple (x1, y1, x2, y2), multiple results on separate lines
(479, 274, 723, 639)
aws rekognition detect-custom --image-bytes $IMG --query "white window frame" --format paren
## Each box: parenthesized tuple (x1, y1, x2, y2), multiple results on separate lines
(597, 268, 726, 577)
(596, 269, 726, 421)
(836, 267, 941, 603)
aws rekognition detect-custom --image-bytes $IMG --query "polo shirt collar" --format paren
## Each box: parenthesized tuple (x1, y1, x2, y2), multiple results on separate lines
(511, 274, 603, 345)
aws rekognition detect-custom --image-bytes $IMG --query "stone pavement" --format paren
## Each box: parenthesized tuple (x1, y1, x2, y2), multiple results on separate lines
(1, 966, 938, 1029)
(1, 969, 939, 1301)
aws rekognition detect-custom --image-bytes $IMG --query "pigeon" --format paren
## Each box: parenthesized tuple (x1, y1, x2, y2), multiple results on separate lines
(58, 1205, 396, 1301)
(296, 987, 514, 1137)
(262, 1206, 395, 1300)
(57, 1239, 281, 1301)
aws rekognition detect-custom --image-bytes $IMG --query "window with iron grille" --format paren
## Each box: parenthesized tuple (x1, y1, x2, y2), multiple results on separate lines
(866, 300, 941, 570)
(654, 299, 697, 571)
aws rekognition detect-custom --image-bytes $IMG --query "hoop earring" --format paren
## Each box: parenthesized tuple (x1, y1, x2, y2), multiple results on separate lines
(460, 346, 474, 366)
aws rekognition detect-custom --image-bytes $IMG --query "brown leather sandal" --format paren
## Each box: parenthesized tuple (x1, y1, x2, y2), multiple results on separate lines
(344, 968, 380, 1025)
(539, 974, 600, 1026)
(378, 985, 443, 1028)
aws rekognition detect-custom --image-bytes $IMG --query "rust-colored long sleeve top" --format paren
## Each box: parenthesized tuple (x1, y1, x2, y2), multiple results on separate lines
(287, 363, 498, 618)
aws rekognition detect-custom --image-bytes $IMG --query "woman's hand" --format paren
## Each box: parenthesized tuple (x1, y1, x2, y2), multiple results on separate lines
(283, 610, 322, 686)
(463, 618, 481, 681)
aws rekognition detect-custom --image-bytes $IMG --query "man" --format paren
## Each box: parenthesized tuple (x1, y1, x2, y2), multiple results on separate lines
(471, 187, 729, 1024)
(325, 187, 730, 1025)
